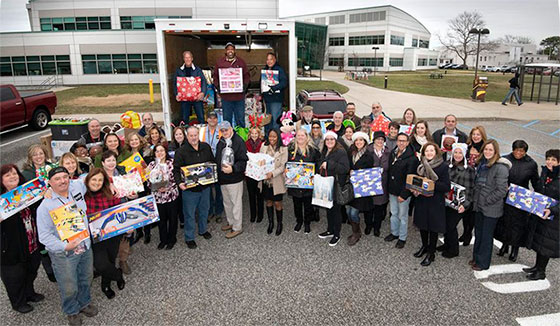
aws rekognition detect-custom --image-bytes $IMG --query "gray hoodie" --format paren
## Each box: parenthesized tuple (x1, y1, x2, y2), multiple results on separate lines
(473, 157, 512, 218)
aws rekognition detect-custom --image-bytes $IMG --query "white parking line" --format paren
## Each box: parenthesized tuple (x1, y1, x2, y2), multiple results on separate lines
(0, 130, 50, 147)
(516, 313, 560, 326)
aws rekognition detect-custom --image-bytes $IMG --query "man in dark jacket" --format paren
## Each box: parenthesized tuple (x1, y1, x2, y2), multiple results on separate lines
(213, 43, 250, 128)
(77, 119, 106, 149)
(384, 133, 419, 248)
(501, 73, 523, 106)
(138, 113, 165, 137)
(432, 114, 468, 159)
(174, 51, 208, 124)
(173, 126, 215, 249)
(262, 52, 288, 135)
(214, 121, 248, 239)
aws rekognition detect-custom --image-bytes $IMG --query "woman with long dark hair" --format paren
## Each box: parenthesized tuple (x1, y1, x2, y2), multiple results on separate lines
(366, 131, 391, 237)
(94, 133, 130, 168)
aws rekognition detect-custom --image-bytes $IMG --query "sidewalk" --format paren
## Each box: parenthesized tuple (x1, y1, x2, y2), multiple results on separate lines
(53, 112, 164, 125)
(321, 71, 559, 121)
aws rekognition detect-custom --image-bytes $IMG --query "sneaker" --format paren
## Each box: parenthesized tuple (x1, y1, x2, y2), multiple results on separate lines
(384, 234, 398, 242)
(80, 303, 98, 317)
(501, 102, 507, 106)
(294, 223, 302, 233)
(200, 231, 212, 240)
(186, 240, 197, 249)
(395, 240, 406, 248)
(221, 224, 232, 232)
(318, 231, 334, 239)
(225, 230, 243, 239)
(67, 314, 82, 326)
(304, 224, 311, 234)
(328, 236, 341, 247)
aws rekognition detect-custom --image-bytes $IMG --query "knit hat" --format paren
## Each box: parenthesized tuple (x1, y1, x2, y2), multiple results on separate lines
(323, 130, 338, 140)
(372, 131, 386, 142)
(450, 143, 469, 168)
(352, 131, 370, 144)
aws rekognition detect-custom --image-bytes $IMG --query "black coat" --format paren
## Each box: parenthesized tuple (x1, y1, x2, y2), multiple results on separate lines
(319, 146, 350, 186)
(349, 150, 374, 212)
(287, 144, 320, 198)
(413, 162, 451, 233)
(388, 146, 419, 199)
(368, 145, 390, 205)
(173, 141, 215, 192)
(1, 208, 36, 266)
(215, 133, 248, 185)
(503, 153, 539, 189)
(527, 165, 560, 258)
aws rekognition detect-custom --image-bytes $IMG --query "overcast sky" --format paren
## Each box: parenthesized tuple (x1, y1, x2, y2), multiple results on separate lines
(1, 0, 558, 47)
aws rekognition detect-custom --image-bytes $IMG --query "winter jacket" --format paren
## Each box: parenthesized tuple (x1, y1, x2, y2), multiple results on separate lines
(258, 145, 288, 196)
(286, 144, 320, 198)
(413, 161, 451, 233)
(503, 153, 539, 189)
(527, 165, 560, 258)
(388, 146, 419, 199)
(431, 128, 468, 150)
(261, 63, 287, 103)
(1, 208, 37, 266)
(77, 131, 107, 149)
(348, 150, 375, 212)
(246, 138, 263, 154)
(508, 76, 520, 89)
(215, 133, 248, 185)
(213, 56, 250, 102)
(173, 63, 207, 98)
(319, 146, 350, 187)
(449, 163, 476, 210)
(173, 141, 215, 192)
(473, 157, 511, 218)
(368, 145, 390, 205)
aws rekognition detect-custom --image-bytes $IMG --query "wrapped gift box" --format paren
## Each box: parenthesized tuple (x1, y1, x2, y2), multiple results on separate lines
(118, 152, 148, 181)
(506, 184, 558, 219)
(405, 174, 435, 196)
(51, 140, 75, 160)
(261, 69, 280, 93)
(0, 177, 47, 221)
(350, 167, 384, 198)
(245, 153, 274, 181)
(181, 162, 218, 189)
(399, 124, 414, 136)
(445, 182, 466, 210)
(113, 171, 145, 198)
(177, 76, 202, 102)
(285, 162, 314, 189)
(218, 68, 243, 93)
(370, 115, 391, 135)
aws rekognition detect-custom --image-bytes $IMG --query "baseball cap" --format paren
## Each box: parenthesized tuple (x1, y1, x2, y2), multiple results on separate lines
(48, 166, 69, 180)
(207, 111, 218, 118)
(225, 42, 236, 49)
(302, 105, 313, 112)
(218, 121, 232, 130)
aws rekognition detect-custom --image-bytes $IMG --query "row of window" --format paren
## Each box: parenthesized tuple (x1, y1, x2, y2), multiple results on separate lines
(330, 35, 429, 47)
(0, 55, 71, 76)
(412, 38, 430, 48)
(348, 57, 383, 67)
(40, 16, 111, 31)
(328, 57, 431, 68)
(390, 35, 405, 46)
(120, 16, 191, 30)
(328, 37, 345, 46)
(329, 15, 345, 25)
(82, 54, 158, 74)
(349, 35, 385, 46)
(349, 11, 386, 23)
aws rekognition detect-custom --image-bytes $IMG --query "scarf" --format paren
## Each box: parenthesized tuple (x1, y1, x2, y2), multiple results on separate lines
(353, 147, 367, 165)
(415, 135, 428, 146)
(343, 137, 353, 148)
(417, 156, 444, 181)
(471, 141, 483, 153)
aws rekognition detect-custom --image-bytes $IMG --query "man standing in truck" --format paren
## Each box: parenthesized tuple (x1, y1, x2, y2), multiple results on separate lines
(174, 50, 207, 124)
(213, 42, 250, 128)
(261, 52, 287, 136)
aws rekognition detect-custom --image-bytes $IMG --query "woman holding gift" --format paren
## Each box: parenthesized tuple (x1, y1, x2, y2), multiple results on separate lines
(146, 144, 179, 250)
(411, 142, 451, 266)
(246, 127, 264, 223)
(346, 131, 374, 246)
(287, 129, 320, 234)
(524, 149, 560, 280)
(438, 143, 475, 258)
(366, 131, 391, 237)
(259, 129, 288, 235)
(21, 144, 53, 182)
(471, 139, 511, 271)
(318, 131, 350, 247)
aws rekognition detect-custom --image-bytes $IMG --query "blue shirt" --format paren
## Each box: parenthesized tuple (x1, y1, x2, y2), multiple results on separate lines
(203, 126, 220, 156)
(37, 179, 90, 253)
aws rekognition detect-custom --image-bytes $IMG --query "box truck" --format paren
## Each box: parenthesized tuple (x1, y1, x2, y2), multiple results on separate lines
(154, 19, 296, 136)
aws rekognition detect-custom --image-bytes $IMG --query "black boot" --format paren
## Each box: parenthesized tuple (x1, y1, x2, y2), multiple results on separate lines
(421, 253, 435, 266)
(364, 225, 372, 235)
(527, 271, 546, 280)
(436, 244, 447, 252)
(133, 229, 144, 244)
(522, 265, 538, 273)
(266, 206, 274, 234)
(497, 244, 509, 256)
(250, 214, 256, 223)
(509, 246, 519, 262)
(414, 246, 427, 258)
(102, 285, 115, 299)
(275, 209, 283, 236)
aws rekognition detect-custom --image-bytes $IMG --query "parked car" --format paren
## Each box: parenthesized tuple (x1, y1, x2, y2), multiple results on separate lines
(456, 64, 469, 70)
(0, 84, 57, 131)
(482, 66, 495, 72)
(296, 89, 347, 119)
(449, 64, 461, 69)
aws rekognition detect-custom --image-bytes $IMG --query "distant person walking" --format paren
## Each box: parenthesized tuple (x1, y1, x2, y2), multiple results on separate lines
(501, 73, 523, 106)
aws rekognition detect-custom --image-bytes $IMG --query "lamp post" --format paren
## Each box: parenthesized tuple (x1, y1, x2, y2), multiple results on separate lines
(372, 46, 379, 76)
(469, 28, 490, 99)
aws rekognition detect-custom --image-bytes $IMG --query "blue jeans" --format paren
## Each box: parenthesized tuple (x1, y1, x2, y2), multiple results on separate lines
(346, 205, 360, 223)
(389, 194, 411, 241)
(48, 248, 93, 316)
(181, 101, 205, 124)
(502, 87, 522, 105)
(473, 212, 498, 269)
(209, 183, 224, 216)
(264, 100, 283, 136)
(222, 100, 245, 128)
(183, 187, 210, 241)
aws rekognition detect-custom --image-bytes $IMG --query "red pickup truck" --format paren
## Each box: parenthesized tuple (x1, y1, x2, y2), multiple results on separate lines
(0, 84, 57, 131)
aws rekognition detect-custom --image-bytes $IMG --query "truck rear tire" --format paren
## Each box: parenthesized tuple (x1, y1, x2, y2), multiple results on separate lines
(30, 108, 50, 130)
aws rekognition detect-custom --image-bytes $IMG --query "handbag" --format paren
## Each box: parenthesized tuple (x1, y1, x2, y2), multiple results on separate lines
(335, 175, 354, 205)
(261, 101, 273, 126)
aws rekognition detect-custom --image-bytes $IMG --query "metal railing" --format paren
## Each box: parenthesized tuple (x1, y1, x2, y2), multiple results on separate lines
(16, 75, 63, 91)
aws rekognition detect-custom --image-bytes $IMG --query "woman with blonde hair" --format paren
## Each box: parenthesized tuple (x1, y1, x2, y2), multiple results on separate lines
(21, 144, 52, 181)
(59, 152, 82, 179)
(400, 108, 417, 126)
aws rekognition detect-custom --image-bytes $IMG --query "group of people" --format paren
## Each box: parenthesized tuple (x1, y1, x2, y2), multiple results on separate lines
(1, 75, 558, 325)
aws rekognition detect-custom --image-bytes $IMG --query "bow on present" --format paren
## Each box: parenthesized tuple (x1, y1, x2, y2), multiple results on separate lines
(249, 114, 263, 128)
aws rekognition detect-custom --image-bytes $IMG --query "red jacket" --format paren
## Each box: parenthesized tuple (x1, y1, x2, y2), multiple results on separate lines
(213, 56, 250, 102)
(246, 138, 263, 153)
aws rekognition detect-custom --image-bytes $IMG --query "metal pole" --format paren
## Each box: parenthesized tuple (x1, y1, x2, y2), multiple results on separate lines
(547, 69, 553, 102)
(374, 48, 377, 77)
(384, 76, 388, 88)
(474, 33, 481, 81)
(537, 68, 544, 104)
(555, 71, 559, 105)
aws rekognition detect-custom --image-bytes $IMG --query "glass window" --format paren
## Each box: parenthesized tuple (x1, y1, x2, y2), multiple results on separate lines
(143, 54, 156, 59)
(100, 22, 111, 29)
(41, 55, 55, 61)
(429, 58, 437, 66)
(64, 23, 76, 30)
(88, 22, 100, 30)
(412, 38, 418, 47)
(132, 22, 144, 29)
(26, 56, 40, 62)
(144, 22, 155, 29)
(329, 37, 344, 46)
(1, 64, 12, 76)
(128, 54, 141, 59)
(40, 18, 51, 23)
(52, 18, 63, 23)
(97, 54, 111, 60)
(41, 24, 52, 31)
(57, 62, 71, 74)
(417, 58, 427, 66)
(97, 60, 112, 74)
(128, 61, 142, 73)
(113, 61, 128, 74)
(83, 61, 97, 74)
(87, 16, 99, 22)
(328, 57, 344, 67)
(390, 35, 404, 46)
(120, 16, 132, 21)
(143, 60, 158, 73)
(82, 55, 96, 60)
(12, 56, 25, 62)
(112, 54, 126, 59)
(389, 58, 403, 67)
(329, 15, 345, 25)
(52, 23, 63, 31)
(77, 23, 88, 30)
(76, 17, 87, 22)
(64, 17, 75, 23)
(419, 39, 429, 48)
(0, 57, 10, 63)
(56, 55, 70, 61)
(0, 87, 16, 100)
(314, 17, 326, 24)
(42, 62, 56, 74)
(100, 16, 110, 21)
(121, 22, 132, 29)
(13, 63, 27, 75)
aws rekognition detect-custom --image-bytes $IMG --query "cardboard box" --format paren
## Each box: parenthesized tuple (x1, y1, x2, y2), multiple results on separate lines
(405, 174, 435, 196)
(40, 134, 53, 159)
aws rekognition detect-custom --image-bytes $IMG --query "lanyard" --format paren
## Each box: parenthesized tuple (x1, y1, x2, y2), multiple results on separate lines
(56, 190, 74, 206)
(207, 128, 217, 148)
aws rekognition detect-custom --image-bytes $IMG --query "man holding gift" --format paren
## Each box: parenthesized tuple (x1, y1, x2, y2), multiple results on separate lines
(37, 167, 97, 326)
(431, 114, 468, 153)
(262, 52, 288, 136)
(201, 111, 224, 223)
(174, 51, 207, 125)
(173, 126, 215, 249)
(213, 42, 250, 128)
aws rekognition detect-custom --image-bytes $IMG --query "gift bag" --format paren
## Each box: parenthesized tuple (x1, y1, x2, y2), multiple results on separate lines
(312, 175, 335, 209)
(177, 76, 202, 102)
(120, 111, 141, 129)
(148, 160, 170, 191)
(221, 146, 235, 167)
(445, 182, 466, 210)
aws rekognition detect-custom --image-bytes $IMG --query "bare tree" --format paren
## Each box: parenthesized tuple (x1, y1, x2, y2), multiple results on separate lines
(500, 34, 533, 44)
(438, 11, 497, 65)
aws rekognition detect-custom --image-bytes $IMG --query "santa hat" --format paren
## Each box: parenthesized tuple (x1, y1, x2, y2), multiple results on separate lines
(323, 131, 338, 140)
(450, 143, 469, 168)
(352, 131, 371, 144)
